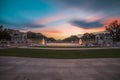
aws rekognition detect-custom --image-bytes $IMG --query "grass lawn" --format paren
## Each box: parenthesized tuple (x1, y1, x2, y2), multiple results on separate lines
(0, 48, 120, 59)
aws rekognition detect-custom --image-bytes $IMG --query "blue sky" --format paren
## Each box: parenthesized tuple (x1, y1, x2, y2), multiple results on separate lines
(0, 0, 120, 39)
(1, 0, 59, 28)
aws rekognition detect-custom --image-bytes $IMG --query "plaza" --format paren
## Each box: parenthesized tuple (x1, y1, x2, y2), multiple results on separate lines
(0, 57, 120, 80)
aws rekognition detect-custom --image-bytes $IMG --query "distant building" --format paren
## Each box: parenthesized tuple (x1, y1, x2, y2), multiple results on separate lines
(80, 33, 95, 46)
(28, 38, 46, 45)
(63, 35, 79, 43)
(81, 38, 95, 46)
(79, 31, 113, 47)
(27, 31, 46, 45)
(10, 30, 27, 44)
(95, 31, 113, 46)
(0, 29, 28, 47)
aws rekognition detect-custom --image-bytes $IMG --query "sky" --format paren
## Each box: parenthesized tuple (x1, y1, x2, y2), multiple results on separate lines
(0, 0, 120, 39)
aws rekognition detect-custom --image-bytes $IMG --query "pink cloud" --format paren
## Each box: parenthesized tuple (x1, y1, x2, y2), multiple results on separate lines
(102, 16, 120, 24)
(42, 30, 63, 34)
(86, 16, 103, 22)
(35, 14, 69, 24)
(24, 23, 106, 40)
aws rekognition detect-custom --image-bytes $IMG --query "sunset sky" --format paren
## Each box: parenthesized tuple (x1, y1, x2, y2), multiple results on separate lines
(0, 0, 120, 39)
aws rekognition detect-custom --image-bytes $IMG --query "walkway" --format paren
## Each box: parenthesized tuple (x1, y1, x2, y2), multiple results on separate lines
(0, 57, 120, 80)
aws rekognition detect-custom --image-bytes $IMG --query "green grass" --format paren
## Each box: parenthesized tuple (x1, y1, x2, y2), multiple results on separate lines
(0, 48, 120, 59)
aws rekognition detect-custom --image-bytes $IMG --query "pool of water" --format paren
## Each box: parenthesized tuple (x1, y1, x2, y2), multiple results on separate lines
(46, 43, 82, 46)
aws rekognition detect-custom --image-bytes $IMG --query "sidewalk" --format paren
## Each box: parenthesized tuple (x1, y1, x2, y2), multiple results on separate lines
(0, 57, 120, 80)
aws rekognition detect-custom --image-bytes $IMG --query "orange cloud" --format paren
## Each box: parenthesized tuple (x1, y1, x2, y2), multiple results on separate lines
(102, 16, 120, 25)
(35, 14, 68, 24)
(83, 26, 105, 33)
(22, 16, 120, 40)
(22, 23, 105, 40)
(42, 30, 63, 34)
(43, 24, 105, 39)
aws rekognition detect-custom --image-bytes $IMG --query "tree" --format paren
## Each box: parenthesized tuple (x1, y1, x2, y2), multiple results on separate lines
(27, 31, 37, 39)
(106, 20, 120, 42)
(63, 35, 79, 43)
(0, 25, 3, 32)
(0, 25, 3, 40)
(81, 33, 95, 41)
(0, 25, 11, 41)
(81, 33, 95, 46)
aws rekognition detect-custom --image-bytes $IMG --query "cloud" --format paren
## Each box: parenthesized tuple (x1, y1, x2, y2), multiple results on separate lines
(22, 24, 44, 28)
(0, 19, 45, 30)
(70, 20, 104, 28)
(56, 0, 120, 16)
(43, 30, 63, 34)
(35, 14, 68, 24)
(85, 16, 103, 23)
(101, 16, 120, 24)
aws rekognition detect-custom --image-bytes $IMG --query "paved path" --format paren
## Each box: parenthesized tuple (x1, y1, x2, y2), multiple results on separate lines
(0, 57, 120, 80)
(19, 47, 120, 50)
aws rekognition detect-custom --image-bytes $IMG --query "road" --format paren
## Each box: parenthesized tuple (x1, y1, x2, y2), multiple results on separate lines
(0, 57, 120, 80)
